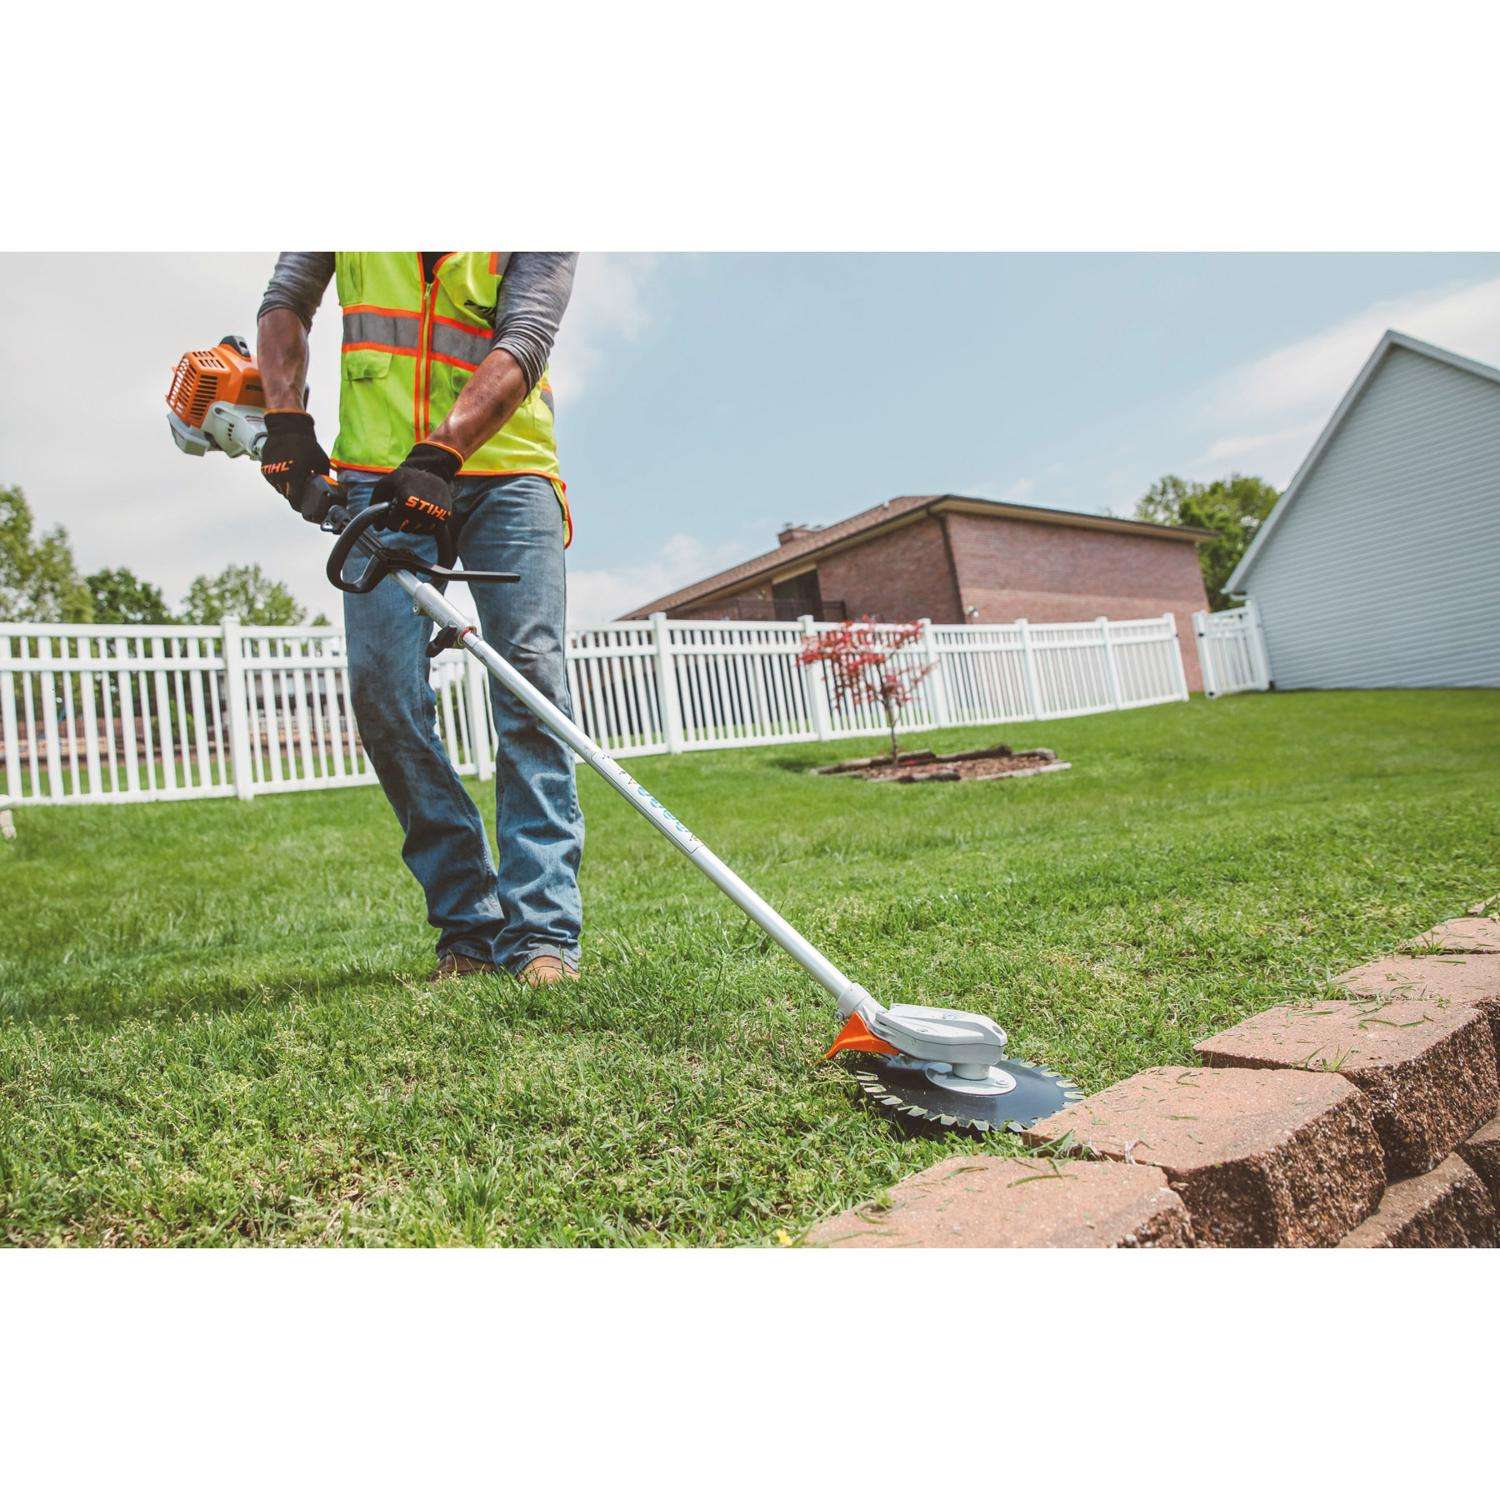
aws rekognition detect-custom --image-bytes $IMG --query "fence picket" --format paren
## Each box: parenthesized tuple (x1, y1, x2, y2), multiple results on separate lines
(116, 637, 140, 795)
(147, 638, 174, 792)
(20, 638, 39, 796)
(59, 640, 81, 795)
(96, 640, 120, 796)
(37, 636, 64, 797)
(0, 632, 20, 799)
(182, 638, 208, 789)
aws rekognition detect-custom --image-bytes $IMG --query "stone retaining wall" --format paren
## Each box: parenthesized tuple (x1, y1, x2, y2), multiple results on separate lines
(804, 898, 1500, 1249)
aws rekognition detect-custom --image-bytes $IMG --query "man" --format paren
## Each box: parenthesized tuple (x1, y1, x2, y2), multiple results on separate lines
(256, 252, 583, 985)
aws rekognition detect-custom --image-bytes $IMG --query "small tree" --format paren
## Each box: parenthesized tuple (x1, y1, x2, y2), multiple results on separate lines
(85, 567, 176, 625)
(0, 484, 93, 623)
(1135, 473, 1280, 611)
(799, 619, 932, 764)
(180, 564, 306, 626)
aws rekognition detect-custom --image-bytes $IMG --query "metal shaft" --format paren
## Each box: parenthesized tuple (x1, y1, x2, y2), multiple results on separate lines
(393, 570, 879, 1019)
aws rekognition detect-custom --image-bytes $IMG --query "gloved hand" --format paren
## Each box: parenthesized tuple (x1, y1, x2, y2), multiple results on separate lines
(371, 442, 462, 536)
(259, 410, 332, 513)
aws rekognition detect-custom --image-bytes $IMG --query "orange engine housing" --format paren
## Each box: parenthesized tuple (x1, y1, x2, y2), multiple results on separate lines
(166, 337, 265, 432)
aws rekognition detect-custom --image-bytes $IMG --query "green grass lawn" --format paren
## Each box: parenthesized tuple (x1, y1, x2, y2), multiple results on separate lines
(3, 689, 1498, 1247)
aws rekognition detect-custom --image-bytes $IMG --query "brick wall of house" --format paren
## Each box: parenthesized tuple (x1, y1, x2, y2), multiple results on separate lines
(942, 512, 1209, 691)
(813, 517, 961, 623)
(672, 508, 1209, 691)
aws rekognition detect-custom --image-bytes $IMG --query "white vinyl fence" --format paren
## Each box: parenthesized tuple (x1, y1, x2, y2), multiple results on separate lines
(1, 611, 1187, 806)
(1193, 601, 1271, 699)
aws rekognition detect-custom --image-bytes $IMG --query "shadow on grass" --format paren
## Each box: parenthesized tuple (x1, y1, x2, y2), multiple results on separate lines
(4, 958, 421, 1031)
(765, 755, 829, 773)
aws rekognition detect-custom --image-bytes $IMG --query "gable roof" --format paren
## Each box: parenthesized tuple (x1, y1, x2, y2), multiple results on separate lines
(625, 493, 1213, 618)
(1226, 329, 1500, 595)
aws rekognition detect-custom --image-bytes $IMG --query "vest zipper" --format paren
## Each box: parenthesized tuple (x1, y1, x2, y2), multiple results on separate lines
(415, 261, 435, 441)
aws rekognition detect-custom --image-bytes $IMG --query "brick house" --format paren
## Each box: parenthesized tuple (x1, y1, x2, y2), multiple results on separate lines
(625, 494, 1214, 690)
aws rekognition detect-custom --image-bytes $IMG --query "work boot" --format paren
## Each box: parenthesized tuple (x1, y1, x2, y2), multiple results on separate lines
(427, 950, 502, 983)
(518, 955, 580, 986)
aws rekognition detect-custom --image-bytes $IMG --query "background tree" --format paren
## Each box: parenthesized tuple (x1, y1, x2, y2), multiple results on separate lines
(180, 564, 307, 626)
(1135, 473, 1280, 611)
(85, 567, 176, 625)
(0, 484, 93, 622)
(799, 619, 932, 764)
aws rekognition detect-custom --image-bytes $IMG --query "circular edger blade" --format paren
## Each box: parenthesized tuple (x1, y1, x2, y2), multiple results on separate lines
(849, 1056, 1084, 1133)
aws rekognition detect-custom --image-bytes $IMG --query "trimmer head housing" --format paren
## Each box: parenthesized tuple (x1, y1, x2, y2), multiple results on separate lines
(827, 999, 1081, 1130)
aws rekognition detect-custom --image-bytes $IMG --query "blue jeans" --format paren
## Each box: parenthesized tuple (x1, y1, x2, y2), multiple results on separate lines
(342, 472, 583, 972)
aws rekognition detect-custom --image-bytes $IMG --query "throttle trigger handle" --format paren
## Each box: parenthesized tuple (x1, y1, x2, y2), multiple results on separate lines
(299, 472, 343, 524)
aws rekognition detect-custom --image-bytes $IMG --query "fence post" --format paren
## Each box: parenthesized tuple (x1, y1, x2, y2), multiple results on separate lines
(651, 613, 685, 753)
(919, 618, 950, 727)
(221, 617, 256, 801)
(1166, 611, 1190, 701)
(1246, 597, 1272, 690)
(1098, 615, 1123, 709)
(800, 613, 834, 740)
(464, 649, 495, 779)
(1016, 617, 1042, 719)
(0, 633, 20, 800)
(1191, 610, 1214, 699)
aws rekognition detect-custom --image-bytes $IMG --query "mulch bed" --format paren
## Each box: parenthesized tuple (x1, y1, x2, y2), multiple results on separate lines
(812, 744, 1071, 784)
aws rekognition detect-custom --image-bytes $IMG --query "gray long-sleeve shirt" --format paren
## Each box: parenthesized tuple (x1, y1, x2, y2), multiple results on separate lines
(258, 252, 577, 394)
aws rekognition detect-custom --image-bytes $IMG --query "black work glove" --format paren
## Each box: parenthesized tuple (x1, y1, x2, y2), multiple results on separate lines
(370, 442, 461, 536)
(259, 410, 332, 514)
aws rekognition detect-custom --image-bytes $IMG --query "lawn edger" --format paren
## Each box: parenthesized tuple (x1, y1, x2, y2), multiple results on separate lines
(167, 336, 1082, 1133)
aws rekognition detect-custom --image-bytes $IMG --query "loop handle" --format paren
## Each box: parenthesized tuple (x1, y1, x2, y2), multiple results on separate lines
(326, 503, 397, 593)
(307, 476, 513, 594)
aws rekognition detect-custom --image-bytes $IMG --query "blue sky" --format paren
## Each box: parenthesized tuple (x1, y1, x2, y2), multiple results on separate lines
(4, 252, 1499, 623)
(559, 253, 1500, 618)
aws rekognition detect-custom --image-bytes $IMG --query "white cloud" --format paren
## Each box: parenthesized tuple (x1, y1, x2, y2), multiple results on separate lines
(956, 472, 1058, 505)
(1193, 419, 1323, 468)
(1190, 274, 1500, 482)
(567, 531, 751, 626)
(548, 254, 658, 398)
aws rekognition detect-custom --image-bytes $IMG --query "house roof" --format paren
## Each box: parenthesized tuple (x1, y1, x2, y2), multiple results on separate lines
(1225, 329, 1500, 595)
(625, 493, 1214, 618)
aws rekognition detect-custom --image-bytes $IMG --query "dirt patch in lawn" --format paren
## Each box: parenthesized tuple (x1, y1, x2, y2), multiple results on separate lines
(812, 744, 1071, 784)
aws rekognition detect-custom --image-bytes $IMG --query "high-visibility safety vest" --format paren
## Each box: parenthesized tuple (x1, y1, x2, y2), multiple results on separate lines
(331, 251, 570, 544)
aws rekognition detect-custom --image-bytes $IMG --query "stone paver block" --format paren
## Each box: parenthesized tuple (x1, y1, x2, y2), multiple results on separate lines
(1194, 994, 1499, 1178)
(801, 1156, 1193, 1248)
(1405, 916, 1500, 954)
(1467, 894, 1498, 917)
(1456, 1116, 1500, 1203)
(1339, 1154, 1496, 1248)
(1022, 1066, 1384, 1247)
(1337, 951, 1500, 1075)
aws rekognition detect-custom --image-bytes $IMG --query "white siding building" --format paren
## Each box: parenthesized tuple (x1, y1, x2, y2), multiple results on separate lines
(1226, 330, 1500, 689)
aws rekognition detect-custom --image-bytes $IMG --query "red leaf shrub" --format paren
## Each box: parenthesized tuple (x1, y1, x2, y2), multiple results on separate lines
(798, 618, 933, 763)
